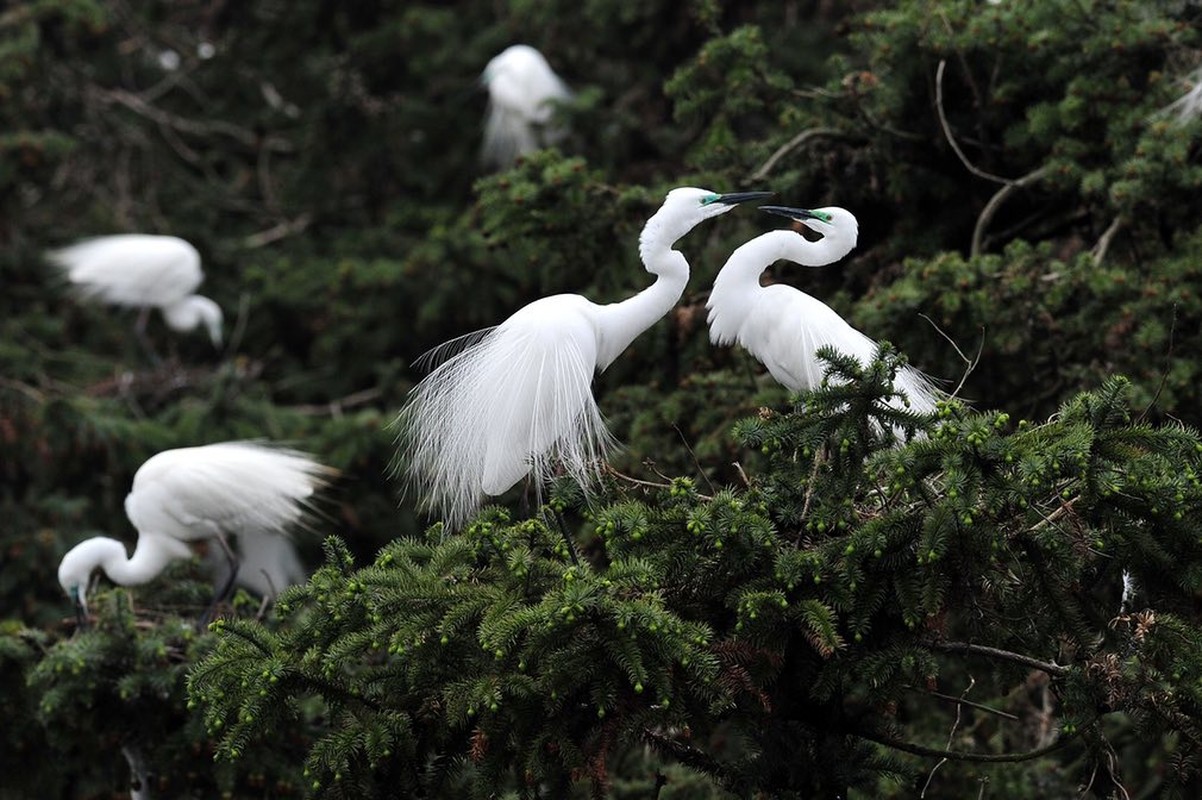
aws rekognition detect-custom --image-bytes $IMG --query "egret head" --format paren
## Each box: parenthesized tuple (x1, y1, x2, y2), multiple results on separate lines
(484, 45, 538, 81)
(58, 538, 115, 627)
(162, 295, 224, 347)
(760, 205, 859, 248)
(644, 188, 774, 250)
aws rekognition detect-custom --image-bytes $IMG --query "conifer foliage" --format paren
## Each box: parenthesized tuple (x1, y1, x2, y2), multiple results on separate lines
(192, 353, 1202, 797)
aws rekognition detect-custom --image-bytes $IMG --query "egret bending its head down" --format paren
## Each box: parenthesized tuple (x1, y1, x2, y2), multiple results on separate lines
(57, 441, 334, 623)
(48, 234, 223, 347)
(706, 205, 942, 414)
(396, 187, 772, 529)
(481, 44, 573, 169)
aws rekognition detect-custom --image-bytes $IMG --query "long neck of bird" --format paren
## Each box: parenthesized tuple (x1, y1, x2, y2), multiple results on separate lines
(708, 229, 856, 345)
(97, 535, 188, 586)
(592, 212, 692, 370)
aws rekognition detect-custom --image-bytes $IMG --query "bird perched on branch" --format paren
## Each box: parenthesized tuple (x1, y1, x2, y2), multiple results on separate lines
(395, 187, 772, 529)
(57, 441, 335, 625)
(480, 44, 573, 169)
(48, 234, 224, 348)
(707, 205, 943, 414)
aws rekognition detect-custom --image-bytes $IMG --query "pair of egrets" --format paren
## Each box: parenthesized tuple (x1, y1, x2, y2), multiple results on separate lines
(396, 187, 943, 530)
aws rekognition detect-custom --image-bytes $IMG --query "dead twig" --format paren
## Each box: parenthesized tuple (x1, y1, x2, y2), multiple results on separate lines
(747, 127, 845, 183)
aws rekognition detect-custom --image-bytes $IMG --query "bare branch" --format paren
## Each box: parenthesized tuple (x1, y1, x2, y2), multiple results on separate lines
(96, 87, 294, 153)
(905, 684, 1019, 721)
(971, 164, 1052, 257)
(935, 60, 1009, 185)
(927, 640, 1068, 677)
(747, 127, 845, 183)
(918, 313, 984, 400)
(1091, 216, 1124, 266)
(284, 387, 384, 417)
(859, 722, 1084, 763)
(243, 214, 313, 249)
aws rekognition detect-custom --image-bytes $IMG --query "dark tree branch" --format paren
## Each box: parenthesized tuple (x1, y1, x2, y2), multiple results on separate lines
(926, 640, 1069, 676)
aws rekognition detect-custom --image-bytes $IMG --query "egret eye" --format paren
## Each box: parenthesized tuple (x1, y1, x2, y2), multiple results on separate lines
(810, 210, 833, 223)
(699, 194, 721, 206)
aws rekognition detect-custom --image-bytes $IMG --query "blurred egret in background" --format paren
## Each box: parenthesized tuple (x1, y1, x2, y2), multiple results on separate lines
(48, 234, 224, 348)
(707, 205, 943, 413)
(396, 187, 772, 529)
(481, 44, 573, 169)
(57, 441, 334, 625)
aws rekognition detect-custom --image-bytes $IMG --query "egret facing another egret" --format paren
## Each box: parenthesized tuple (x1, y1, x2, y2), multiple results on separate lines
(707, 205, 943, 414)
(48, 234, 223, 347)
(396, 187, 772, 529)
(57, 441, 334, 624)
(481, 44, 573, 169)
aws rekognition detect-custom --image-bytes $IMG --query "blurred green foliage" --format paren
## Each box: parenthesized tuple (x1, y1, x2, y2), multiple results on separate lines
(3, 0, 1202, 796)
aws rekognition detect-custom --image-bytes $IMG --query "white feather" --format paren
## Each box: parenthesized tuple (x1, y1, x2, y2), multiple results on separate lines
(47, 233, 224, 345)
(481, 44, 573, 168)
(707, 207, 943, 416)
(57, 441, 334, 606)
(395, 187, 770, 529)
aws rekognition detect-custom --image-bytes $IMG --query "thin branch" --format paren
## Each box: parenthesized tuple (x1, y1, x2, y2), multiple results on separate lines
(971, 164, 1052, 257)
(905, 684, 1019, 721)
(935, 60, 1009, 185)
(918, 314, 984, 400)
(284, 387, 383, 417)
(747, 127, 844, 182)
(1137, 303, 1177, 423)
(243, 213, 313, 249)
(858, 720, 1085, 763)
(604, 463, 713, 501)
(96, 86, 294, 153)
(1090, 216, 1124, 266)
(927, 641, 1068, 677)
(921, 676, 975, 797)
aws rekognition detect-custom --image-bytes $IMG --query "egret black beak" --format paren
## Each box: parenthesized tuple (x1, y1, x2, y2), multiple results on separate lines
(715, 191, 774, 206)
(760, 206, 825, 221)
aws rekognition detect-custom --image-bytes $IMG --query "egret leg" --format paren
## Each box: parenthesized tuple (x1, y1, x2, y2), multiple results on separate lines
(550, 509, 580, 567)
(133, 307, 162, 365)
(200, 533, 240, 628)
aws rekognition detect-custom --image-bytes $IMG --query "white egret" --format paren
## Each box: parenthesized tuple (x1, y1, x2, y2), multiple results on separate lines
(481, 44, 573, 169)
(48, 234, 224, 347)
(396, 187, 773, 529)
(706, 205, 943, 414)
(57, 441, 334, 624)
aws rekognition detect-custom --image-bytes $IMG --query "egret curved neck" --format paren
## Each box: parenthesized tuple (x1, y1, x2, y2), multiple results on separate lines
(103, 536, 190, 586)
(594, 249, 688, 370)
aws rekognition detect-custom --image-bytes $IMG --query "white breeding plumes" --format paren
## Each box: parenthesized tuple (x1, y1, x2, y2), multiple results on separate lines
(396, 187, 773, 529)
(707, 205, 943, 414)
(1159, 66, 1202, 124)
(481, 44, 573, 169)
(57, 441, 335, 620)
(47, 234, 224, 346)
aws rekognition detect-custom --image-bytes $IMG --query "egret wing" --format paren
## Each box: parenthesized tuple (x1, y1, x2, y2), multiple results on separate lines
(125, 442, 332, 543)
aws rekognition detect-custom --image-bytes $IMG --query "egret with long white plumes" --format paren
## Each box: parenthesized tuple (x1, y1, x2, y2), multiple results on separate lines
(480, 44, 573, 169)
(396, 187, 772, 529)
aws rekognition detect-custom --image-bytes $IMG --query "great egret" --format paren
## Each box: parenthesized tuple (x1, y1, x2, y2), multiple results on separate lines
(480, 44, 573, 169)
(48, 234, 224, 347)
(396, 187, 773, 529)
(706, 205, 943, 414)
(57, 441, 334, 624)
